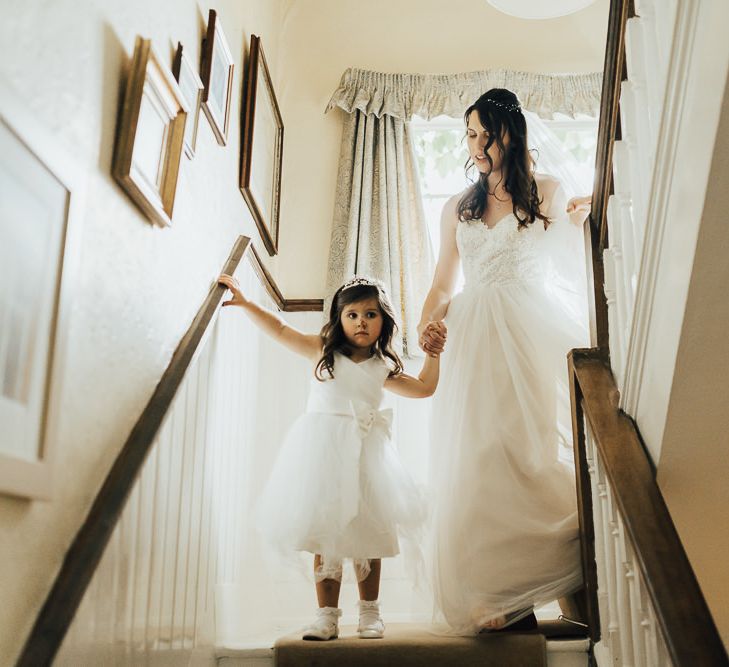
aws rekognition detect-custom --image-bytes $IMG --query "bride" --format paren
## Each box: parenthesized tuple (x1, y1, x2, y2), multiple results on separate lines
(418, 88, 592, 633)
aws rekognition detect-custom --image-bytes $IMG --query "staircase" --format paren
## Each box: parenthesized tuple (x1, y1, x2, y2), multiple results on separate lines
(16, 1, 729, 664)
(217, 622, 590, 667)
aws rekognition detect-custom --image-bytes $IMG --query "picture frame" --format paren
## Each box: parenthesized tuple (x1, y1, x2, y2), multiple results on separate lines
(172, 41, 203, 159)
(0, 81, 84, 499)
(200, 9, 234, 146)
(112, 36, 188, 228)
(240, 34, 284, 257)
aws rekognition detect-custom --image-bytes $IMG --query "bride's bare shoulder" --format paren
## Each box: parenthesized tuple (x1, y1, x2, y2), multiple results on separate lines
(534, 173, 563, 213)
(534, 172, 560, 194)
(441, 190, 465, 224)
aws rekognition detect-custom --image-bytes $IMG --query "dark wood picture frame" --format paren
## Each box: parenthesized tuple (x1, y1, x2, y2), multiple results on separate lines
(112, 37, 188, 228)
(240, 34, 283, 256)
(172, 41, 203, 159)
(200, 9, 234, 146)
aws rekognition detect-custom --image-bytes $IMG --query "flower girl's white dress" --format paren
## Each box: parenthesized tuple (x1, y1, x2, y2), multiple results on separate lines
(430, 192, 588, 633)
(256, 352, 424, 580)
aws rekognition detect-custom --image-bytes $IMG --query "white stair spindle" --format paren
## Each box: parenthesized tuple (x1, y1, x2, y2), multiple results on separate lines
(625, 540, 648, 666)
(603, 250, 625, 384)
(614, 514, 635, 666)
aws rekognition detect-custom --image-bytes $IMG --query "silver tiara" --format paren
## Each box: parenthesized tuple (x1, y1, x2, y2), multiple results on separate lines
(341, 276, 380, 291)
(484, 98, 522, 113)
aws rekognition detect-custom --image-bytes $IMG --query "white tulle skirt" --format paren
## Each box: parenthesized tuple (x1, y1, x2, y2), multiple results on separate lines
(429, 278, 586, 633)
(256, 402, 425, 581)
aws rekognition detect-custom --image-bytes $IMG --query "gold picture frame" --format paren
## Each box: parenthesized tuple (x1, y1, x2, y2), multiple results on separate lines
(112, 36, 188, 228)
(200, 9, 234, 146)
(172, 41, 203, 159)
(0, 81, 84, 499)
(240, 34, 284, 256)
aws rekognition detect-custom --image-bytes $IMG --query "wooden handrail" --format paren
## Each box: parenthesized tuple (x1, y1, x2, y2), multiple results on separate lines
(587, 0, 634, 356)
(569, 349, 729, 666)
(17, 236, 321, 666)
(592, 0, 632, 252)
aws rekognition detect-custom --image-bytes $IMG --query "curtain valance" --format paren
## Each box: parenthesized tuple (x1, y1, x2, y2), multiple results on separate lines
(326, 67, 602, 120)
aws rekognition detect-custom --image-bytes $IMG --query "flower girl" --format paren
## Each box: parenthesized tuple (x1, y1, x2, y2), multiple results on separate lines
(218, 274, 444, 640)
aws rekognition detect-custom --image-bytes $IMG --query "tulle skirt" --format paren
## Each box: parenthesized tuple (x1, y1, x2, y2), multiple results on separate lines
(256, 410, 425, 581)
(429, 279, 586, 633)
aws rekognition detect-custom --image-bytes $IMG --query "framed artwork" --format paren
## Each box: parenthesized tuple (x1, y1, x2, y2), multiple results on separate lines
(112, 36, 188, 228)
(172, 41, 203, 159)
(200, 9, 234, 146)
(240, 34, 284, 256)
(0, 81, 83, 499)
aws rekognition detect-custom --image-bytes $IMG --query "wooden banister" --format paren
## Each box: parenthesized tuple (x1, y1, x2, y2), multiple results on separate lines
(587, 0, 634, 356)
(568, 348, 729, 666)
(17, 236, 322, 666)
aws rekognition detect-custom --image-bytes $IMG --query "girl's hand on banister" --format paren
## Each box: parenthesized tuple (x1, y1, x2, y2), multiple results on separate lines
(218, 273, 248, 307)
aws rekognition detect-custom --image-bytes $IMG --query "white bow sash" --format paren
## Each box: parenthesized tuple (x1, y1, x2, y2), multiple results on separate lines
(306, 392, 393, 529)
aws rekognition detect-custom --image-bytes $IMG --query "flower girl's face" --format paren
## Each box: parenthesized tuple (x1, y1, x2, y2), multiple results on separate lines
(340, 297, 384, 350)
(467, 113, 509, 174)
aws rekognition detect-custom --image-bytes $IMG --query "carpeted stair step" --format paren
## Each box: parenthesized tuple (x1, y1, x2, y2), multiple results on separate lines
(274, 623, 548, 666)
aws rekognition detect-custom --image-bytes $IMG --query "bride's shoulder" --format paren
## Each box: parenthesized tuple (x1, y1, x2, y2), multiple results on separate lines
(534, 172, 561, 196)
(441, 190, 466, 224)
(445, 188, 469, 208)
(534, 173, 566, 216)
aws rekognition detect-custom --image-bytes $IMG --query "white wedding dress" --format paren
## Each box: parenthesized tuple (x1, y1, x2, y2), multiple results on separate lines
(429, 192, 588, 633)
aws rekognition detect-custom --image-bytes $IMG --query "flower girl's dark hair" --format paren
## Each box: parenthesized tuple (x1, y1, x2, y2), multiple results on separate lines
(457, 88, 550, 230)
(315, 277, 403, 381)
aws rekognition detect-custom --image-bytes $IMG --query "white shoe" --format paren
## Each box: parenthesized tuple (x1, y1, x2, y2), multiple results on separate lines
(358, 600, 385, 638)
(302, 607, 341, 640)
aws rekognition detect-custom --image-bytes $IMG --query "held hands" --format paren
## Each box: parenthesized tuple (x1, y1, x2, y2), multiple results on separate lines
(566, 195, 592, 226)
(419, 320, 447, 358)
(218, 273, 249, 307)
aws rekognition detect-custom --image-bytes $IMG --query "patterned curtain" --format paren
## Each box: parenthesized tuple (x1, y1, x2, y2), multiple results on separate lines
(325, 110, 432, 357)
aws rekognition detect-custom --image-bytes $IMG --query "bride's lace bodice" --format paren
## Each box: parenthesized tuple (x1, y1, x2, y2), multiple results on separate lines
(456, 214, 543, 287)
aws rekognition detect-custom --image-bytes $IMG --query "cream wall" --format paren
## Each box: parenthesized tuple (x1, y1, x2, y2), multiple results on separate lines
(0, 1, 285, 663)
(272, 0, 609, 298)
(657, 68, 729, 649)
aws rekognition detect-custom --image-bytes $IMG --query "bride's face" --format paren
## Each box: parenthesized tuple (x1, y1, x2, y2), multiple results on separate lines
(467, 112, 509, 174)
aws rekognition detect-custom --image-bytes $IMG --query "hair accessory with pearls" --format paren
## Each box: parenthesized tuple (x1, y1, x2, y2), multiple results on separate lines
(484, 98, 522, 113)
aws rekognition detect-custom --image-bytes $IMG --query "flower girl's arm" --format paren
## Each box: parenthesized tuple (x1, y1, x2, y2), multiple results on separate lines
(218, 274, 322, 360)
(384, 353, 440, 399)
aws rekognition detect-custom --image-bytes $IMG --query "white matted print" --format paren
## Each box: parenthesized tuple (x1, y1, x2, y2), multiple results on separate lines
(112, 37, 188, 228)
(173, 41, 203, 159)
(201, 9, 234, 146)
(0, 81, 83, 499)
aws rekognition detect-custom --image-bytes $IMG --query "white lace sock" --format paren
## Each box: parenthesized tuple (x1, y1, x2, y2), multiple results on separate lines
(302, 606, 341, 641)
(358, 599, 385, 639)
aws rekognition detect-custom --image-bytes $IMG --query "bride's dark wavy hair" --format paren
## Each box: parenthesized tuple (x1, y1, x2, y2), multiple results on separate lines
(315, 279, 403, 381)
(458, 88, 550, 230)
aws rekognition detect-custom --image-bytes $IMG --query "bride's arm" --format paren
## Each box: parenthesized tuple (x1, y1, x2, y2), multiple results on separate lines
(566, 195, 592, 226)
(537, 173, 591, 226)
(417, 195, 460, 354)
